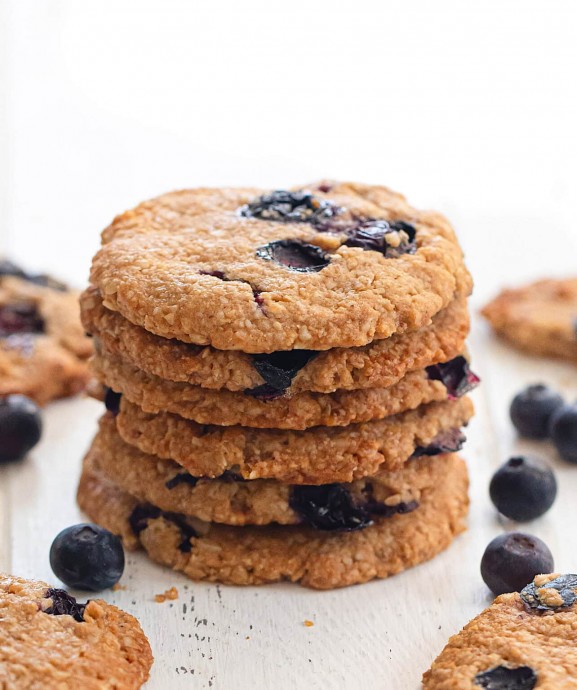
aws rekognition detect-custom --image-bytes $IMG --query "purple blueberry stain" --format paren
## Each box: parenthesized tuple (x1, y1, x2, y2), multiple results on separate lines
(240, 190, 338, 223)
(474, 665, 537, 689)
(42, 588, 86, 623)
(255, 240, 331, 273)
(426, 356, 480, 399)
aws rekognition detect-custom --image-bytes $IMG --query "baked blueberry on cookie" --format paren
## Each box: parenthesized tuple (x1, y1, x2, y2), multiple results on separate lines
(423, 574, 577, 688)
(0, 260, 92, 404)
(0, 573, 152, 688)
(79, 182, 478, 589)
(482, 277, 577, 362)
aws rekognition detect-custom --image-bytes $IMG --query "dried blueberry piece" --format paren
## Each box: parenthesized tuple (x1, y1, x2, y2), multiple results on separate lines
(220, 470, 246, 482)
(364, 499, 419, 518)
(342, 220, 416, 258)
(165, 472, 199, 490)
(426, 356, 480, 399)
(199, 270, 227, 280)
(474, 665, 537, 689)
(241, 190, 337, 223)
(289, 484, 373, 532)
(244, 383, 284, 401)
(0, 303, 44, 337)
(43, 588, 86, 623)
(412, 428, 466, 457)
(256, 240, 331, 273)
(104, 388, 121, 416)
(162, 512, 197, 553)
(521, 573, 577, 611)
(248, 349, 319, 398)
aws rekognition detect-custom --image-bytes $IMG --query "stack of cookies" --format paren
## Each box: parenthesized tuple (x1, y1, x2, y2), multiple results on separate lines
(78, 181, 478, 589)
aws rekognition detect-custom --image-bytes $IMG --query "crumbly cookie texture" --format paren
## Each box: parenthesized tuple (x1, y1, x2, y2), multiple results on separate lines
(0, 275, 92, 404)
(90, 414, 461, 526)
(0, 573, 152, 689)
(90, 182, 472, 352)
(92, 353, 454, 429)
(77, 453, 469, 589)
(116, 396, 474, 483)
(82, 286, 469, 393)
(423, 573, 577, 689)
(482, 277, 577, 362)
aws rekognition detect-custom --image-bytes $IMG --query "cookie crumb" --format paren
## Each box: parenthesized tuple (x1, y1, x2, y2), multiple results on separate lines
(155, 587, 179, 603)
(303, 619, 314, 627)
(112, 583, 126, 591)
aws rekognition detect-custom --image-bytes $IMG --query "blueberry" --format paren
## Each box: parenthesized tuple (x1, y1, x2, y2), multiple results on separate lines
(342, 219, 417, 258)
(246, 349, 319, 399)
(549, 402, 577, 463)
(255, 240, 331, 273)
(289, 484, 373, 531)
(0, 303, 45, 337)
(521, 573, 577, 611)
(104, 387, 122, 416)
(426, 356, 480, 399)
(489, 456, 557, 521)
(480, 532, 554, 596)
(0, 395, 42, 463)
(50, 523, 125, 591)
(241, 190, 337, 223)
(509, 384, 564, 439)
(474, 665, 537, 689)
(43, 588, 86, 622)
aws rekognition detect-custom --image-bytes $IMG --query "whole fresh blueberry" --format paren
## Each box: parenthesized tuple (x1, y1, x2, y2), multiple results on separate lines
(509, 384, 564, 439)
(0, 395, 42, 463)
(549, 402, 577, 463)
(50, 523, 125, 591)
(489, 456, 557, 521)
(480, 532, 554, 596)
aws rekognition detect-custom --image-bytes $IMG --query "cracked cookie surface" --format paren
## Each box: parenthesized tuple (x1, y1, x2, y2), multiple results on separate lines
(90, 181, 472, 352)
(83, 287, 469, 393)
(115, 396, 474, 483)
(423, 573, 577, 689)
(0, 274, 92, 404)
(0, 573, 152, 689)
(482, 278, 577, 362)
(90, 414, 464, 526)
(77, 453, 469, 589)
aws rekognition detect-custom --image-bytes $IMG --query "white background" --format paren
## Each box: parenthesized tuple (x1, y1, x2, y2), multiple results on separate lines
(1, 2, 577, 688)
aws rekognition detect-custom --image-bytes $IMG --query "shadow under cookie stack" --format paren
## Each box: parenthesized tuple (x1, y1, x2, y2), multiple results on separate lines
(78, 181, 478, 590)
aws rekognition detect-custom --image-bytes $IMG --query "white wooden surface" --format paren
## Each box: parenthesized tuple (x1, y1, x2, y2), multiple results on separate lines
(2, 2, 577, 688)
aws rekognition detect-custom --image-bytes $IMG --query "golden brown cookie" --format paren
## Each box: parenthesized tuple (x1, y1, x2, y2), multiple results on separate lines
(77, 452, 469, 589)
(0, 572, 152, 689)
(423, 573, 577, 689)
(90, 182, 472, 352)
(91, 413, 465, 526)
(114, 396, 474, 483)
(482, 277, 577, 362)
(93, 352, 477, 429)
(0, 265, 92, 404)
(82, 286, 469, 394)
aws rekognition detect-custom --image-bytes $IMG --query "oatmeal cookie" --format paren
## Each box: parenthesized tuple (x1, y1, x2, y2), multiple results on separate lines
(482, 277, 577, 362)
(0, 572, 152, 689)
(90, 182, 472, 352)
(114, 396, 474, 483)
(92, 352, 477, 429)
(83, 286, 469, 394)
(77, 452, 469, 589)
(423, 573, 577, 689)
(0, 265, 92, 404)
(91, 414, 465, 527)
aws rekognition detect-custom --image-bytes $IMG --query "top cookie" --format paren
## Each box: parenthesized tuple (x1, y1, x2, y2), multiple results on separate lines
(0, 573, 152, 689)
(91, 181, 472, 352)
